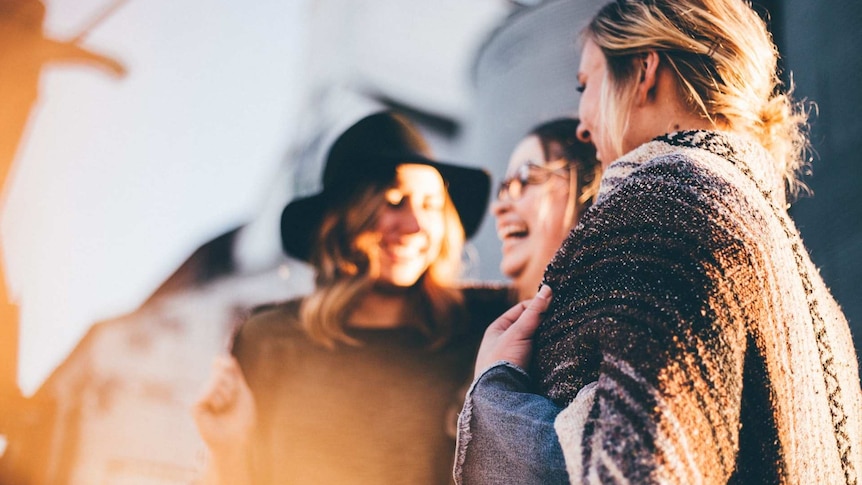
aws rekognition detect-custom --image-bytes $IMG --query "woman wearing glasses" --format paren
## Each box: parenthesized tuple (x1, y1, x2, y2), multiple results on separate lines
(492, 118, 602, 300)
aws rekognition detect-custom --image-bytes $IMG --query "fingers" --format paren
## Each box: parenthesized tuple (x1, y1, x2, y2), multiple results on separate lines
(507, 284, 552, 340)
(195, 356, 243, 414)
(215, 355, 244, 382)
(532, 284, 553, 308)
(473, 285, 553, 377)
(486, 300, 530, 334)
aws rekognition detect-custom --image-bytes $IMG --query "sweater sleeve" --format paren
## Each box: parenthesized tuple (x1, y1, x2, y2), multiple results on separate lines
(537, 156, 759, 483)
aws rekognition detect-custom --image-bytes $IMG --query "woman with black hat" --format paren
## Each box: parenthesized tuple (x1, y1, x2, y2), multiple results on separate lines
(192, 111, 511, 484)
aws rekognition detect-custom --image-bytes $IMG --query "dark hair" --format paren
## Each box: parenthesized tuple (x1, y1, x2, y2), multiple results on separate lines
(530, 118, 602, 217)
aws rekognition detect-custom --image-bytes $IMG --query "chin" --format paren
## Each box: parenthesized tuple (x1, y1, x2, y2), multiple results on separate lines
(383, 269, 426, 288)
(500, 254, 527, 278)
(499, 269, 522, 287)
(375, 278, 418, 291)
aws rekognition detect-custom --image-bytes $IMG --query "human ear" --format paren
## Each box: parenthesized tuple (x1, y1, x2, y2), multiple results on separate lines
(635, 51, 660, 105)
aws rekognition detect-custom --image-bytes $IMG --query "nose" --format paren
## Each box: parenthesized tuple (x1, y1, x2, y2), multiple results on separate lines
(490, 195, 511, 218)
(576, 125, 591, 143)
(396, 204, 422, 234)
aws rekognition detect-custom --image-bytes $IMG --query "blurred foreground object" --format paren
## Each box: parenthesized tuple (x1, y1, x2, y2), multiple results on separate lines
(1, 1, 510, 482)
(0, 0, 125, 187)
(0, 0, 124, 482)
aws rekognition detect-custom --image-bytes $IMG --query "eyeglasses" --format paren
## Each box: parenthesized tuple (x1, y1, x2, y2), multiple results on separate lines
(496, 160, 570, 201)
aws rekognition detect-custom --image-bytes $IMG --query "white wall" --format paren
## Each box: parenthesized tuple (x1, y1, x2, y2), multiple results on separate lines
(1, 0, 511, 398)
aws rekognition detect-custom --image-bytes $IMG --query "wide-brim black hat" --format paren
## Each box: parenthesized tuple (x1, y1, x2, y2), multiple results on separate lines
(281, 111, 491, 262)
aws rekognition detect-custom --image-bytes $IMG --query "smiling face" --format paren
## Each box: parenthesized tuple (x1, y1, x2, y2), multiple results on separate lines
(361, 163, 448, 288)
(492, 136, 575, 300)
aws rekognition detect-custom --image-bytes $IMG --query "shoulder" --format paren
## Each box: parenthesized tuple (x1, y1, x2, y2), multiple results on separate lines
(233, 298, 305, 348)
(590, 148, 754, 240)
(460, 283, 513, 307)
(548, 143, 760, 295)
(598, 132, 770, 213)
(613, 151, 727, 197)
(459, 283, 515, 332)
(231, 298, 311, 380)
(460, 282, 510, 300)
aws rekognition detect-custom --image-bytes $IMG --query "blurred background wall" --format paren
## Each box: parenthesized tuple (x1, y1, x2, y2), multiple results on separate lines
(0, 0, 859, 483)
(780, 0, 862, 363)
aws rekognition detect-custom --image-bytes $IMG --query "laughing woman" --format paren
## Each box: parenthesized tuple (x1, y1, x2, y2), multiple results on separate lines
(193, 112, 510, 485)
(492, 118, 601, 301)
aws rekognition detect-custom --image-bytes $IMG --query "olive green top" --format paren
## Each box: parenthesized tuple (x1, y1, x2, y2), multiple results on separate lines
(232, 286, 511, 485)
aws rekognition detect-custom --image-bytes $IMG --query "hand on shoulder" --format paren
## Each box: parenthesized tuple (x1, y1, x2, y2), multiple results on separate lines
(473, 285, 552, 379)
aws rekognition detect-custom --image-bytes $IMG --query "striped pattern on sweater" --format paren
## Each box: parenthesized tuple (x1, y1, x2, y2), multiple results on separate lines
(535, 131, 862, 484)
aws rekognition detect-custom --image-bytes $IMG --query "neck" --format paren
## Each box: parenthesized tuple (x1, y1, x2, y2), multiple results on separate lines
(630, 65, 724, 149)
(348, 288, 414, 329)
(663, 111, 718, 134)
(514, 272, 543, 302)
(646, 99, 718, 139)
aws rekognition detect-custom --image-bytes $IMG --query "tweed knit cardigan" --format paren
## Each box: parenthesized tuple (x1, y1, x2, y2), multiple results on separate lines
(535, 131, 862, 484)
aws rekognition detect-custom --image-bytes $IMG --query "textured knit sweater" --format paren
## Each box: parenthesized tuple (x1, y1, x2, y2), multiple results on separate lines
(232, 286, 511, 485)
(535, 131, 862, 484)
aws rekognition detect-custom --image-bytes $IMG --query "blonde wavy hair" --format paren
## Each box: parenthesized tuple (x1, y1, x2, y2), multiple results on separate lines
(300, 179, 466, 349)
(585, 0, 811, 197)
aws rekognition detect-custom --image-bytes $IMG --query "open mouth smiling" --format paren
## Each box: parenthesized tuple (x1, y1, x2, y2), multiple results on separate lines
(498, 223, 529, 240)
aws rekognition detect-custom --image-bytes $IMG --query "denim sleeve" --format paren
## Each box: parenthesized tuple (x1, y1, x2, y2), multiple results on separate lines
(454, 361, 569, 485)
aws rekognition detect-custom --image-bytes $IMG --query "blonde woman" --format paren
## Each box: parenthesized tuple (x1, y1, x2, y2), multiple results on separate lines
(492, 118, 601, 301)
(458, 1, 862, 484)
(193, 112, 511, 484)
